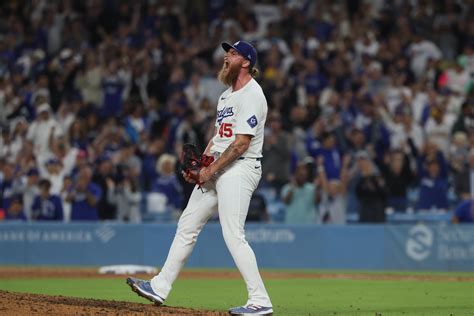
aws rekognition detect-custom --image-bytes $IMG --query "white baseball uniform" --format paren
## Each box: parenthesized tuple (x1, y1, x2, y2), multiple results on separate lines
(150, 78, 272, 307)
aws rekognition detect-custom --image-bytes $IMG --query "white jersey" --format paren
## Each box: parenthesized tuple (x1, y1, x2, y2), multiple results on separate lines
(211, 78, 267, 158)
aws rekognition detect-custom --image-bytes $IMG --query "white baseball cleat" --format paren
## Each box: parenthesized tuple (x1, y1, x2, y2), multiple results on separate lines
(228, 304, 273, 315)
(126, 277, 164, 306)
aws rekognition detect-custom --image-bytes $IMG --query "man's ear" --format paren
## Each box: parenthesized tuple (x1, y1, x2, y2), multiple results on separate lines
(242, 59, 250, 68)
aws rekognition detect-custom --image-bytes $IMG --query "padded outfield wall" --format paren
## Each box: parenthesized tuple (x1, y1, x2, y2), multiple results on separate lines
(0, 223, 473, 271)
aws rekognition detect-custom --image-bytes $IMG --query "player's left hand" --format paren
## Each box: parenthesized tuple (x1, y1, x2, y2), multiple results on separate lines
(182, 170, 198, 184)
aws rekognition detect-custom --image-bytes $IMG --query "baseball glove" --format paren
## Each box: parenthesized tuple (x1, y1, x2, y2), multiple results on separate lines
(180, 143, 214, 185)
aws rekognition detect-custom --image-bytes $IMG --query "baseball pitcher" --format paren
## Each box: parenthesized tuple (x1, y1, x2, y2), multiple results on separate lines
(127, 40, 273, 315)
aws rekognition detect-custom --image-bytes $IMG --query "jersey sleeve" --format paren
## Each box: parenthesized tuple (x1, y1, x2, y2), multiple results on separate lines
(234, 91, 265, 136)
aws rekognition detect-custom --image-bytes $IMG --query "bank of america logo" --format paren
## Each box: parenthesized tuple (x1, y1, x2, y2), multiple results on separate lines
(95, 226, 116, 243)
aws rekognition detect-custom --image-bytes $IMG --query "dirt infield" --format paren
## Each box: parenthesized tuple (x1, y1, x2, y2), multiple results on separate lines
(0, 290, 227, 315)
(0, 267, 472, 315)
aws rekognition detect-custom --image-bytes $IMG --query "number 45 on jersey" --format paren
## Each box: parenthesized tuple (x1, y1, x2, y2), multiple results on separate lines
(219, 123, 233, 138)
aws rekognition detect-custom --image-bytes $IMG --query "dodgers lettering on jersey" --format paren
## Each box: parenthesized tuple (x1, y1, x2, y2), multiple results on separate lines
(211, 78, 267, 158)
(217, 106, 235, 124)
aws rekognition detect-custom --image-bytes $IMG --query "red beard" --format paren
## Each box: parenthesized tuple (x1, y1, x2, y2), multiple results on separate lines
(218, 60, 240, 86)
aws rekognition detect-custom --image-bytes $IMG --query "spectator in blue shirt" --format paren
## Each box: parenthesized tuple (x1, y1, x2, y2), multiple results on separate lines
(101, 60, 126, 118)
(313, 9, 334, 41)
(152, 154, 183, 211)
(304, 59, 328, 96)
(363, 118, 391, 161)
(452, 199, 473, 223)
(0, 161, 22, 212)
(31, 179, 63, 221)
(124, 104, 147, 144)
(416, 159, 449, 211)
(311, 131, 341, 180)
(417, 141, 448, 179)
(66, 166, 102, 221)
(2, 194, 26, 221)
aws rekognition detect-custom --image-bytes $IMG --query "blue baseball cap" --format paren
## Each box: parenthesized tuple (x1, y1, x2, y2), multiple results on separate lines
(26, 168, 39, 176)
(222, 40, 257, 68)
(46, 158, 61, 166)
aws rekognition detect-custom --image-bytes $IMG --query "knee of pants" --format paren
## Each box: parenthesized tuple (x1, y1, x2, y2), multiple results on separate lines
(175, 221, 201, 245)
(176, 216, 202, 244)
(222, 228, 247, 250)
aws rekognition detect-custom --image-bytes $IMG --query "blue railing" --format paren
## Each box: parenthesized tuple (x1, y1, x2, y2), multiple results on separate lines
(141, 191, 454, 224)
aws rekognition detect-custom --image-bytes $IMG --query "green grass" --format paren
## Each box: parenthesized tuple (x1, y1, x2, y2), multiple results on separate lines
(0, 273, 473, 315)
(248, 268, 474, 278)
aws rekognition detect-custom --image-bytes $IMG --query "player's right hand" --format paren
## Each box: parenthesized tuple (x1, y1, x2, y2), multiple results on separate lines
(197, 166, 213, 184)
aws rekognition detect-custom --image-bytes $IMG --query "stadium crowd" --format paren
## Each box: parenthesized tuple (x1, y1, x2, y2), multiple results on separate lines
(0, 0, 473, 224)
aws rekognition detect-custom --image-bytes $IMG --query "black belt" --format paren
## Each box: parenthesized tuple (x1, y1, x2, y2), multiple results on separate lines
(238, 157, 261, 161)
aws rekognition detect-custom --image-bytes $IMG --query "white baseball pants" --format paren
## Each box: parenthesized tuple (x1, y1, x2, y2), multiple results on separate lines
(150, 158, 272, 307)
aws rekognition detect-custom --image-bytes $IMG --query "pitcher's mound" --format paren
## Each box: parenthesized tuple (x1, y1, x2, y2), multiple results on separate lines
(0, 290, 227, 315)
